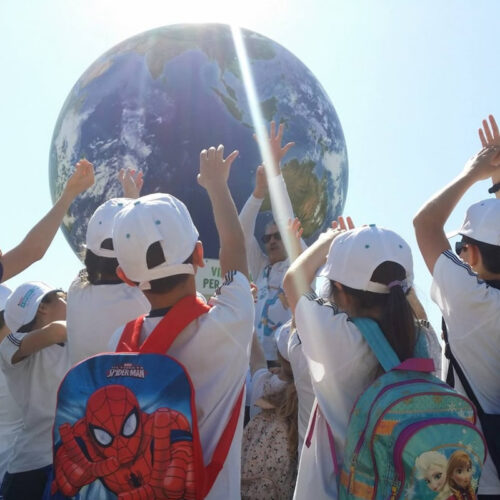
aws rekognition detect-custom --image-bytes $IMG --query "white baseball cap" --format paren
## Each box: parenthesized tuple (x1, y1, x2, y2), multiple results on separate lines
(4, 281, 59, 333)
(450, 199, 500, 246)
(86, 198, 131, 258)
(113, 193, 199, 289)
(321, 225, 413, 294)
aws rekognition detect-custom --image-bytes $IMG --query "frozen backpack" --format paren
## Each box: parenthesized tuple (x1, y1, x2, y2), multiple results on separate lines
(48, 295, 243, 500)
(335, 318, 487, 500)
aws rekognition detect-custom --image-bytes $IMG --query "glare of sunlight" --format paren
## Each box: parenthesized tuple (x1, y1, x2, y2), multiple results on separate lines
(230, 25, 298, 262)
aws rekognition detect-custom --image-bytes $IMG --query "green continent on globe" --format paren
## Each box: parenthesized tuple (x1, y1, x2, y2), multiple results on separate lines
(260, 160, 328, 238)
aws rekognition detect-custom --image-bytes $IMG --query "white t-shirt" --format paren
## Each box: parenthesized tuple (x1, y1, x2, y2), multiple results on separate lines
(238, 174, 302, 361)
(292, 291, 441, 500)
(293, 292, 380, 499)
(0, 367, 22, 481)
(431, 250, 500, 495)
(67, 276, 150, 364)
(0, 332, 71, 473)
(288, 326, 315, 454)
(109, 271, 254, 500)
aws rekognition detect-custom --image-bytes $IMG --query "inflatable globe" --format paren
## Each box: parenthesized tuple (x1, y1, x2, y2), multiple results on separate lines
(50, 24, 348, 290)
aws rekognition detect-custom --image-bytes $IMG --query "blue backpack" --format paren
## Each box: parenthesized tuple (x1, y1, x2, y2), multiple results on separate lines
(47, 296, 243, 500)
(336, 318, 486, 500)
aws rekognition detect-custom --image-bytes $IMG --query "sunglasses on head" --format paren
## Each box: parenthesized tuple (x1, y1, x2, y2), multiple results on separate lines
(455, 240, 469, 256)
(261, 231, 281, 244)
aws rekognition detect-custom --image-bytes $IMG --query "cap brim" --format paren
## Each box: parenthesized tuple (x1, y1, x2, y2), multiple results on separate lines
(445, 228, 461, 239)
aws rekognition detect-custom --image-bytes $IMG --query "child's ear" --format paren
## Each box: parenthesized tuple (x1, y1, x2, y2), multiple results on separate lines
(116, 266, 138, 287)
(192, 241, 205, 269)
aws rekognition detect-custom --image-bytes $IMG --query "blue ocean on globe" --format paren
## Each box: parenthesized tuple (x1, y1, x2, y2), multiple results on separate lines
(50, 23, 348, 261)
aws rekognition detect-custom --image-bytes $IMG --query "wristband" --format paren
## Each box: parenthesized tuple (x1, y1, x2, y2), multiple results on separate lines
(488, 182, 500, 194)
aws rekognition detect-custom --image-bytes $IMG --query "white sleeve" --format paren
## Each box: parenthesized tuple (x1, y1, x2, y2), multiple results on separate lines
(431, 250, 500, 340)
(268, 174, 307, 251)
(238, 195, 268, 280)
(208, 271, 255, 350)
(0, 332, 28, 366)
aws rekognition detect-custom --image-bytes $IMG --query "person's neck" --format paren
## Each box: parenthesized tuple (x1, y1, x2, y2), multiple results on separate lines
(478, 269, 500, 282)
(143, 278, 197, 310)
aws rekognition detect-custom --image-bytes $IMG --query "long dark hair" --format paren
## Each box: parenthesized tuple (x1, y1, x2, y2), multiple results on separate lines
(332, 261, 416, 361)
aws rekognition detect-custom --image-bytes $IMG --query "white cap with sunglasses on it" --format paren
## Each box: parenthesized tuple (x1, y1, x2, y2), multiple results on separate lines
(448, 198, 500, 247)
(113, 193, 199, 290)
(4, 282, 61, 334)
(320, 225, 414, 293)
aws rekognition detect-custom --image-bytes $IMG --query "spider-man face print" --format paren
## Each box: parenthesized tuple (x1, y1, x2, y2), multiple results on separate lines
(86, 385, 142, 463)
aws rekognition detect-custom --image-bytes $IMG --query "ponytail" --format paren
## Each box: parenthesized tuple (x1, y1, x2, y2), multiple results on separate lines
(334, 261, 416, 362)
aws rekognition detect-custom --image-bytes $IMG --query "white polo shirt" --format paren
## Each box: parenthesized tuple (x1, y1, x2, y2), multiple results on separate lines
(0, 368, 22, 480)
(109, 271, 254, 500)
(67, 276, 150, 364)
(431, 250, 500, 495)
(0, 333, 71, 473)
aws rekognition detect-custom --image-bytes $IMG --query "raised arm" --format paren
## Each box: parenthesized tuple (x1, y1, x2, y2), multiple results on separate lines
(198, 145, 248, 278)
(283, 218, 350, 313)
(478, 114, 500, 199)
(1, 159, 95, 282)
(10, 321, 67, 364)
(413, 145, 500, 274)
(239, 165, 268, 278)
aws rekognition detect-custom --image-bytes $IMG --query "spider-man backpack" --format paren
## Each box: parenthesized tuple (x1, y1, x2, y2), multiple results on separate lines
(47, 295, 243, 500)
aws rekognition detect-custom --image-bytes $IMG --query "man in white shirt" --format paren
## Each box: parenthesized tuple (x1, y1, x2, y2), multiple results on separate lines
(239, 121, 299, 363)
(414, 114, 500, 498)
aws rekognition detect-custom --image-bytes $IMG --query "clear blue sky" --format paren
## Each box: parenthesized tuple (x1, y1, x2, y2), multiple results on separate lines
(2, 0, 499, 330)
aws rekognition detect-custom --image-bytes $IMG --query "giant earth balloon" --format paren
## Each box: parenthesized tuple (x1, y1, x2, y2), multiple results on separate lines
(50, 23, 348, 294)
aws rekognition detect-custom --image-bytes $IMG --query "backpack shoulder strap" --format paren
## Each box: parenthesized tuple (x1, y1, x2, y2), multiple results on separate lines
(202, 386, 245, 497)
(351, 317, 401, 371)
(116, 295, 211, 353)
(140, 295, 210, 353)
(352, 317, 434, 373)
(442, 318, 483, 413)
(116, 315, 147, 352)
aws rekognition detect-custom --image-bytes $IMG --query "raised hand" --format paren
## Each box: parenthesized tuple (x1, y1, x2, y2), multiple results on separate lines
(118, 168, 144, 199)
(479, 115, 500, 148)
(255, 121, 295, 176)
(64, 159, 95, 198)
(478, 114, 500, 188)
(197, 145, 239, 191)
(463, 145, 500, 182)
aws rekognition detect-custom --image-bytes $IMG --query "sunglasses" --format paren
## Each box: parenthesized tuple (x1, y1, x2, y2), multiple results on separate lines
(455, 241, 468, 256)
(261, 231, 281, 244)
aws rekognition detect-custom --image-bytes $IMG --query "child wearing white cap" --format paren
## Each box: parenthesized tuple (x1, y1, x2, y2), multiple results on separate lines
(0, 285, 22, 489)
(108, 145, 254, 500)
(0, 159, 94, 284)
(283, 220, 422, 499)
(0, 281, 70, 500)
(66, 170, 150, 364)
(414, 114, 500, 498)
